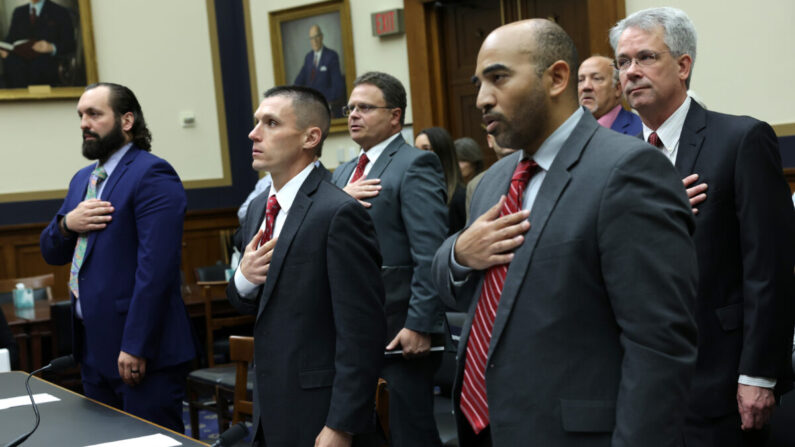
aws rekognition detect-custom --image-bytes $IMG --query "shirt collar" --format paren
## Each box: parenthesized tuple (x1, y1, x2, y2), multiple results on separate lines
(530, 107, 583, 171)
(268, 162, 316, 214)
(596, 104, 623, 129)
(358, 131, 400, 165)
(98, 142, 132, 178)
(642, 96, 692, 151)
(31, 0, 45, 16)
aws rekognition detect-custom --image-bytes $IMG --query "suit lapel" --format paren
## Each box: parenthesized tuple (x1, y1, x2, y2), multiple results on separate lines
(334, 159, 356, 187)
(367, 134, 403, 179)
(256, 168, 320, 320)
(84, 147, 140, 262)
(487, 112, 596, 360)
(675, 101, 706, 176)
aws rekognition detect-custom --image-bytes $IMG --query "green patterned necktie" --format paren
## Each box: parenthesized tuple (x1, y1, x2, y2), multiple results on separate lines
(68, 165, 108, 297)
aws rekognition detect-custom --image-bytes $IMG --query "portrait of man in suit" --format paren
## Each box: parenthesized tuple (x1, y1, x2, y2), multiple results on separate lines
(433, 19, 699, 446)
(0, 0, 78, 88)
(577, 55, 642, 135)
(228, 85, 386, 446)
(611, 7, 795, 446)
(39, 82, 196, 432)
(293, 24, 346, 118)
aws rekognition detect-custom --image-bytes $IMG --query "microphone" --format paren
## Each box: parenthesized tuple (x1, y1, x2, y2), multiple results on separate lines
(210, 422, 249, 447)
(4, 355, 76, 447)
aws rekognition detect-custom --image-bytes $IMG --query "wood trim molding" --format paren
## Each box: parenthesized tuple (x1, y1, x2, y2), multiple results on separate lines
(405, 0, 447, 135)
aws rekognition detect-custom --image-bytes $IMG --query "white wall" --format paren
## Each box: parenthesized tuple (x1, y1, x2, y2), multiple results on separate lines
(624, 0, 795, 127)
(247, 0, 410, 169)
(0, 0, 226, 200)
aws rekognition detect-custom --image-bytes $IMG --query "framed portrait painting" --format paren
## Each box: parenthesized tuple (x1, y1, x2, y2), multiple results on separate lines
(268, 0, 355, 132)
(0, 0, 97, 100)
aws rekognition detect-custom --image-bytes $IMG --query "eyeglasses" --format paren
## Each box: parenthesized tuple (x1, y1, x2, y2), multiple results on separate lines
(342, 103, 393, 117)
(615, 50, 670, 71)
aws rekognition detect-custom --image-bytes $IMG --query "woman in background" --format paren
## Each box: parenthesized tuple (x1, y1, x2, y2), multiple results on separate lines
(415, 127, 466, 235)
(454, 137, 484, 185)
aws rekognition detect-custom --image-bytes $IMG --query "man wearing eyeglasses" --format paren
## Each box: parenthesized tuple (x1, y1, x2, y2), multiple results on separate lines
(331, 71, 448, 447)
(577, 55, 641, 135)
(612, 7, 795, 446)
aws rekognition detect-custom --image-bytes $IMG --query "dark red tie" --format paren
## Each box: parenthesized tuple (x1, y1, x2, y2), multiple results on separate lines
(30, 8, 37, 25)
(460, 158, 539, 434)
(647, 131, 664, 149)
(349, 153, 370, 184)
(258, 195, 281, 247)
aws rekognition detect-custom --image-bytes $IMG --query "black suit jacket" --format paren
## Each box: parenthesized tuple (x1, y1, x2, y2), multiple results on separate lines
(227, 166, 386, 445)
(6, 1, 75, 54)
(676, 102, 795, 417)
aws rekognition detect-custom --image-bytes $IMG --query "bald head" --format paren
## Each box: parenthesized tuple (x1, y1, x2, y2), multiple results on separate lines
(473, 19, 580, 154)
(578, 56, 622, 119)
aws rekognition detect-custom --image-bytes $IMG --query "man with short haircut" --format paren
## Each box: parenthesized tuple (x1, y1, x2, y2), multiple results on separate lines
(40, 83, 196, 431)
(577, 55, 641, 135)
(332, 71, 448, 447)
(611, 7, 795, 445)
(228, 86, 386, 446)
(433, 19, 698, 446)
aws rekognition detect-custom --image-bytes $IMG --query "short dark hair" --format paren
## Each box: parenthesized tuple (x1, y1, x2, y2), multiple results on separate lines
(264, 85, 331, 157)
(530, 20, 579, 95)
(85, 82, 152, 151)
(353, 71, 407, 127)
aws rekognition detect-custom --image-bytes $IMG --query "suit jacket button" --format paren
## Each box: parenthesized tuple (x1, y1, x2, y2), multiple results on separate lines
(489, 363, 495, 368)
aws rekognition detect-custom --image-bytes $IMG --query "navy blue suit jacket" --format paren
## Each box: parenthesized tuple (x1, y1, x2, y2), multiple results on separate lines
(610, 107, 642, 136)
(294, 47, 345, 115)
(40, 146, 196, 378)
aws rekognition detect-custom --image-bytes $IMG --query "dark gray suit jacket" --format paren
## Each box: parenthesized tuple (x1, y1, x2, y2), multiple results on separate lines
(432, 111, 699, 446)
(228, 167, 386, 445)
(332, 134, 448, 340)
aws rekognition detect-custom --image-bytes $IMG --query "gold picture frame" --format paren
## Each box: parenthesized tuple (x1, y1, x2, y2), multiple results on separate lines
(0, 0, 98, 100)
(265, 0, 355, 133)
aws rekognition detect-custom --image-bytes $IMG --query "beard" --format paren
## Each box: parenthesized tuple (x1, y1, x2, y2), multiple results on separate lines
(82, 118, 126, 161)
(492, 85, 548, 152)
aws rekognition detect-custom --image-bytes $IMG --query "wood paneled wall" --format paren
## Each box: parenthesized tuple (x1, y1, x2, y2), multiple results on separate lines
(0, 209, 239, 299)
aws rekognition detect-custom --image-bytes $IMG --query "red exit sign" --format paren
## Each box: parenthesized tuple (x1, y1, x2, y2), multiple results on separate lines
(371, 9, 404, 37)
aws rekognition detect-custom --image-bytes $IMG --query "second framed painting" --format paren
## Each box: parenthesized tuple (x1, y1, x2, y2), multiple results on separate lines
(248, 0, 355, 133)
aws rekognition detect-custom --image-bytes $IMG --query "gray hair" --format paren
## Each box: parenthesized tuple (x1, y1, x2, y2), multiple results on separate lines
(609, 7, 697, 87)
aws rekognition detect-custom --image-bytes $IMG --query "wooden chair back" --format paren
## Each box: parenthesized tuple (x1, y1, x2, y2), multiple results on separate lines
(198, 281, 255, 366)
(0, 273, 55, 303)
(230, 335, 254, 424)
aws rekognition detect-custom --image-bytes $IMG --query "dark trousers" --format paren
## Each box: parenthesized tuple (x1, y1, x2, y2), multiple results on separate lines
(80, 359, 190, 433)
(458, 423, 492, 447)
(381, 352, 443, 447)
(683, 409, 770, 447)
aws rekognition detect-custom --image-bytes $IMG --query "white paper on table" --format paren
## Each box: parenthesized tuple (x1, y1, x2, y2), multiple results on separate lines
(83, 433, 182, 447)
(0, 393, 60, 410)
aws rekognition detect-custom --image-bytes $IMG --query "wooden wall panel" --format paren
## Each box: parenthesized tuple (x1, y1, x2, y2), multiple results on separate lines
(0, 208, 239, 296)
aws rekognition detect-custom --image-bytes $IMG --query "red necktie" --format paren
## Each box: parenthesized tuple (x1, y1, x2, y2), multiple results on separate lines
(647, 131, 664, 149)
(460, 158, 539, 434)
(30, 8, 37, 25)
(258, 195, 281, 247)
(349, 153, 370, 184)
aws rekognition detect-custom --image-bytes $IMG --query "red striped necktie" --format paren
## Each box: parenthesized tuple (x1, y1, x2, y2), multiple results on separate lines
(258, 195, 281, 247)
(460, 158, 539, 434)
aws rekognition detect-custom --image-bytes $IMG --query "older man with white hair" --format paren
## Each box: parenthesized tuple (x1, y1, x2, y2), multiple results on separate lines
(612, 7, 795, 446)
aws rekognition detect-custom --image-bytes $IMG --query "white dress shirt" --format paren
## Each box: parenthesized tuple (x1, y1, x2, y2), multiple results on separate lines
(233, 162, 316, 298)
(346, 132, 401, 184)
(641, 96, 692, 165)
